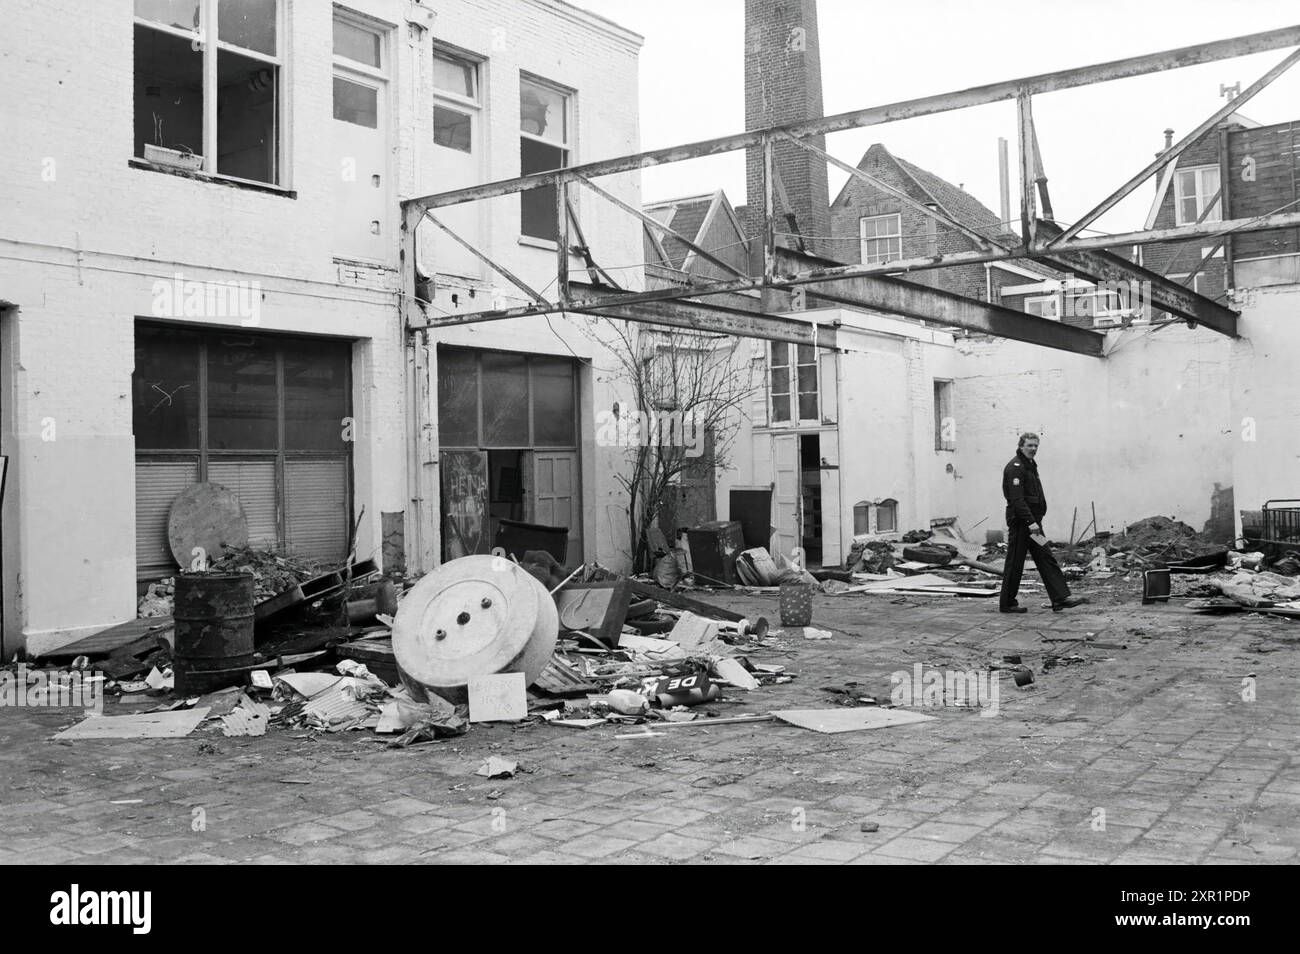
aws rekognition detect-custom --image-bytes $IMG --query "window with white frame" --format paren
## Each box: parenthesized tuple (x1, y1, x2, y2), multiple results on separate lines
(134, 0, 283, 186)
(332, 13, 386, 129)
(769, 343, 818, 424)
(1024, 295, 1060, 320)
(433, 48, 480, 153)
(1174, 165, 1222, 226)
(859, 213, 902, 265)
(519, 75, 572, 242)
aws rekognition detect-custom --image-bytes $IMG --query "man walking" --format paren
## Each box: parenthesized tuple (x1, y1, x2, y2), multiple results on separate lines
(999, 432, 1085, 613)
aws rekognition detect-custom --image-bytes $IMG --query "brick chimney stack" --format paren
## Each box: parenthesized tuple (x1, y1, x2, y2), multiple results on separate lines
(743, 0, 832, 259)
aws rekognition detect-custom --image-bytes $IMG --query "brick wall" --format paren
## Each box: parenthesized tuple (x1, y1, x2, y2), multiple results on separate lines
(742, 0, 831, 257)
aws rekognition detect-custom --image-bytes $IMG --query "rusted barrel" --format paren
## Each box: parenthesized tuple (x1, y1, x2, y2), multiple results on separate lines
(173, 572, 256, 695)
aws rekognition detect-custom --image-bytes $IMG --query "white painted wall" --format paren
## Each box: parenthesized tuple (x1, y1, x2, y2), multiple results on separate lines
(951, 325, 1234, 542)
(1229, 282, 1300, 536)
(0, 0, 642, 652)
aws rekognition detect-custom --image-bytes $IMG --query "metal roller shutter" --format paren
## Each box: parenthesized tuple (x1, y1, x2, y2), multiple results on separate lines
(135, 460, 199, 578)
(207, 459, 278, 549)
(285, 459, 350, 560)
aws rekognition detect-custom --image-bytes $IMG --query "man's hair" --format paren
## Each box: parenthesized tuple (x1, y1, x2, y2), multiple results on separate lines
(1018, 431, 1040, 448)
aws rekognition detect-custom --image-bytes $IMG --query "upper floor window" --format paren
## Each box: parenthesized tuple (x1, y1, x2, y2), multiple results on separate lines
(1024, 295, 1060, 320)
(934, 379, 955, 451)
(433, 49, 480, 153)
(769, 343, 818, 424)
(1174, 165, 1222, 226)
(134, 0, 283, 186)
(520, 75, 572, 242)
(860, 213, 901, 265)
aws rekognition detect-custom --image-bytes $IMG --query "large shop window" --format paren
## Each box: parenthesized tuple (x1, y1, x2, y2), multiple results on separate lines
(133, 324, 352, 579)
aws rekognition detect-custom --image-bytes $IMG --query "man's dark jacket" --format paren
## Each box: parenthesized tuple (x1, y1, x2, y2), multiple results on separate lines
(1003, 450, 1046, 525)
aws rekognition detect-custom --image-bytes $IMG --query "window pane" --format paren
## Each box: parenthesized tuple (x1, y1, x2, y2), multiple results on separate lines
(136, 0, 200, 31)
(437, 349, 478, 446)
(208, 335, 278, 449)
(771, 395, 791, 423)
(334, 18, 380, 67)
(770, 343, 789, 368)
(481, 353, 529, 445)
(217, 49, 278, 183)
(134, 326, 201, 449)
(433, 52, 476, 98)
(877, 504, 896, 533)
(334, 77, 377, 127)
(520, 78, 566, 143)
(284, 339, 350, 450)
(520, 139, 566, 240)
(218, 0, 277, 56)
(796, 344, 815, 365)
(532, 358, 575, 446)
(853, 503, 870, 535)
(798, 393, 818, 421)
(134, 25, 204, 159)
(797, 360, 817, 396)
(434, 104, 472, 151)
(770, 366, 789, 395)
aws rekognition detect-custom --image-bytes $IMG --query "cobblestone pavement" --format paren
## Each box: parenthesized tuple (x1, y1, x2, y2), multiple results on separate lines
(3, 578, 1299, 865)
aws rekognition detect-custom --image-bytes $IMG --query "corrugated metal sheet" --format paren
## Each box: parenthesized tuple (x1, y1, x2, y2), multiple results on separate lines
(285, 458, 349, 560)
(136, 459, 199, 575)
(208, 458, 278, 548)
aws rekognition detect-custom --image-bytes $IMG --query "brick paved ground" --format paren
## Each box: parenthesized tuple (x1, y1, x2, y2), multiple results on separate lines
(3, 577, 1299, 865)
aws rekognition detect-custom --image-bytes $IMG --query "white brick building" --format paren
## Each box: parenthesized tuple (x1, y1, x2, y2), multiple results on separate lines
(0, 0, 643, 655)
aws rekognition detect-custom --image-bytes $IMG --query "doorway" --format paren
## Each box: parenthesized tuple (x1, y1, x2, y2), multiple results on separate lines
(799, 433, 822, 567)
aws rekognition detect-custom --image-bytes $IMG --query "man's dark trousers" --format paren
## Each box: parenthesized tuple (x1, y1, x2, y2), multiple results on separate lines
(1000, 519, 1071, 609)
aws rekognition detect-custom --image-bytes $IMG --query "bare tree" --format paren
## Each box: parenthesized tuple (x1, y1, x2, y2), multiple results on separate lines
(593, 320, 759, 572)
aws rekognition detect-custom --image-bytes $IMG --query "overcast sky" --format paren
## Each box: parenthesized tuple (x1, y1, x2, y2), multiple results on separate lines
(577, 0, 1300, 235)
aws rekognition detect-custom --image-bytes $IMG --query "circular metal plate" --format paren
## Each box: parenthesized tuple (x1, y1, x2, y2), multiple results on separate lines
(168, 482, 249, 568)
(393, 555, 558, 697)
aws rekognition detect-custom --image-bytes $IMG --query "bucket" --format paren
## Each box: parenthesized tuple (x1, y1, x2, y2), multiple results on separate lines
(173, 572, 256, 695)
(779, 582, 814, 627)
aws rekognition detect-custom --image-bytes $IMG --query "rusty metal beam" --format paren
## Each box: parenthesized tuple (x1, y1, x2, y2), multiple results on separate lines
(405, 25, 1300, 213)
(774, 248, 1103, 357)
(1031, 221, 1238, 337)
(1051, 45, 1300, 247)
(565, 282, 839, 349)
(421, 212, 549, 306)
(1056, 208, 1300, 251)
(575, 175, 750, 281)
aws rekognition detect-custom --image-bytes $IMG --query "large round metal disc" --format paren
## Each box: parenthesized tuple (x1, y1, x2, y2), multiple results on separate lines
(393, 555, 558, 697)
(167, 482, 249, 568)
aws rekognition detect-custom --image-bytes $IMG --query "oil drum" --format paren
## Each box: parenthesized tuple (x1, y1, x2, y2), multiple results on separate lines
(173, 572, 256, 695)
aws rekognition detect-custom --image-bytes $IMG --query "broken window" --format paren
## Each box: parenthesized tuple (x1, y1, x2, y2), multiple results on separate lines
(1174, 166, 1222, 226)
(934, 380, 955, 451)
(437, 346, 577, 449)
(860, 213, 902, 265)
(520, 75, 571, 241)
(134, 0, 282, 185)
(433, 49, 480, 153)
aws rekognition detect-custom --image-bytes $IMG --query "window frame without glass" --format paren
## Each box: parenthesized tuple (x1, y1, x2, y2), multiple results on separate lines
(519, 74, 574, 243)
(432, 45, 482, 156)
(133, 0, 286, 187)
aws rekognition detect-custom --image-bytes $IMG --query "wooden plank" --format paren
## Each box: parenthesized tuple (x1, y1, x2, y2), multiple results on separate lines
(627, 581, 745, 622)
(39, 617, 174, 659)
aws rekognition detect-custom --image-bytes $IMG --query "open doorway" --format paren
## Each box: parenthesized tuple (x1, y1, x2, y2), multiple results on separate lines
(799, 433, 822, 567)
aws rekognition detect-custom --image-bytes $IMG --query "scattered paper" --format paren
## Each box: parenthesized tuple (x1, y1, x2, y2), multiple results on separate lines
(144, 667, 173, 691)
(803, 627, 832, 640)
(467, 672, 527, 723)
(376, 695, 456, 734)
(476, 756, 518, 779)
(54, 707, 212, 740)
(668, 612, 722, 653)
(618, 634, 689, 661)
(275, 672, 344, 698)
(771, 707, 936, 734)
(549, 718, 606, 729)
(711, 657, 759, 690)
(221, 698, 270, 737)
(250, 670, 274, 690)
